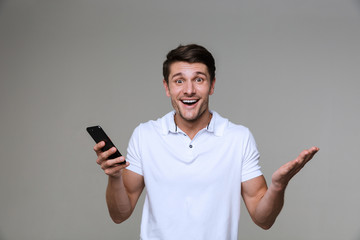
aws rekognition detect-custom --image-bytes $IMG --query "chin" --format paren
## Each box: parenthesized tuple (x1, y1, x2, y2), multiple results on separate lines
(179, 109, 204, 122)
(179, 114, 197, 122)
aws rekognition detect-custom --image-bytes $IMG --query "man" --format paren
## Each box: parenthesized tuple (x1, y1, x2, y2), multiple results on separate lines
(94, 44, 319, 239)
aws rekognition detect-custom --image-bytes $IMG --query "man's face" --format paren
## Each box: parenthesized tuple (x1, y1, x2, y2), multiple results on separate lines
(163, 61, 216, 123)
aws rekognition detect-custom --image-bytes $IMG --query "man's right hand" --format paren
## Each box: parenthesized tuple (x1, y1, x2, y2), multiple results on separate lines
(94, 141, 129, 178)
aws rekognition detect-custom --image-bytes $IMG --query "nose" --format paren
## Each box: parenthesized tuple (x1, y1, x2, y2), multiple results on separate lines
(183, 80, 195, 95)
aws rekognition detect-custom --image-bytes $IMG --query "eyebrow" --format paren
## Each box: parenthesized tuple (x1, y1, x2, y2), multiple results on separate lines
(170, 71, 207, 80)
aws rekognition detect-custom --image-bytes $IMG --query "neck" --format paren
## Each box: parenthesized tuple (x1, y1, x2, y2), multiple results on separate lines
(174, 110, 212, 140)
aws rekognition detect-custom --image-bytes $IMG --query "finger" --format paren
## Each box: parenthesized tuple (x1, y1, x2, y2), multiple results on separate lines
(289, 147, 319, 176)
(297, 147, 317, 164)
(308, 147, 320, 159)
(282, 160, 302, 179)
(115, 156, 127, 165)
(93, 141, 105, 154)
(101, 156, 126, 169)
(281, 151, 311, 179)
(300, 147, 319, 164)
(101, 147, 118, 160)
(96, 146, 117, 165)
(103, 159, 129, 176)
(273, 147, 319, 186)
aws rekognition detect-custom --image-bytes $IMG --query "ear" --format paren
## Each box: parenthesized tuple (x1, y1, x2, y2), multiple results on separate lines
(163, 79, 171, 97)
(209, 77, 216, 95)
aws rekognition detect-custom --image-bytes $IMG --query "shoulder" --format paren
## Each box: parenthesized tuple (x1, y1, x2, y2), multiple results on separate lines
(212, 111, 252, 137)
(227, 121, 252, 137)
(133, 111, 174, 136)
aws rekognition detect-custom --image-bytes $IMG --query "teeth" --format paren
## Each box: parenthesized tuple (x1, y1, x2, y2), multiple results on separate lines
(182, 100, 197, 103)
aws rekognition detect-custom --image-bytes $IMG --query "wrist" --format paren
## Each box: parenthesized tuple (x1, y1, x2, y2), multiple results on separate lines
(108, 171, 123, 182)
(269, 181, 287, 193)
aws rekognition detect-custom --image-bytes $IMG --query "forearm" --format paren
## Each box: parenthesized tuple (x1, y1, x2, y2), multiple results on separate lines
(253, 184, 285, 229)
(106, 174, 132, 224)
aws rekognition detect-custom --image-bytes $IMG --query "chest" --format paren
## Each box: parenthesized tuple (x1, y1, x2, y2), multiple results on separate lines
(140, 130, 245, 191)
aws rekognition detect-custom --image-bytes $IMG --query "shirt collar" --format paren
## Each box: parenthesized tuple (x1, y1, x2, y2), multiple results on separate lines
(160, 110, 227, 137)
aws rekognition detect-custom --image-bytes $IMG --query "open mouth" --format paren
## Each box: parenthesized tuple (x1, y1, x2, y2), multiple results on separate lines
(181, 99, 199, 106)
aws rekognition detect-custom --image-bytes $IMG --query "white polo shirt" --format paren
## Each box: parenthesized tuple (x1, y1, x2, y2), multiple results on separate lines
(126, 111, 262, 240)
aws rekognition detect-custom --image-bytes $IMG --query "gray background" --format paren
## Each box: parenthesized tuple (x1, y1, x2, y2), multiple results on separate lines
(0, 0, 359, 239)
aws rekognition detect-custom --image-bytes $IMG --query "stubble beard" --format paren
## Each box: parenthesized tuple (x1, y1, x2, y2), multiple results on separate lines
(172, 97, 210, 123)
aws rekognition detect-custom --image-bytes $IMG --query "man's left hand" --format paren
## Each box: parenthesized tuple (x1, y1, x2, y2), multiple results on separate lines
(271, 147, 320, 192)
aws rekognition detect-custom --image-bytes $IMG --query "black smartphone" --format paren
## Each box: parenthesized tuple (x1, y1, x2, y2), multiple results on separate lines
(86, 125, 125, 164)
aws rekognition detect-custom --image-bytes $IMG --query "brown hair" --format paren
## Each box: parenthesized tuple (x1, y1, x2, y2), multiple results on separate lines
(163, 44, 216, 84)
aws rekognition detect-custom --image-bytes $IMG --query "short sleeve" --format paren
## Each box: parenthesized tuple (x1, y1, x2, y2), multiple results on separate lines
(126, 125, 143, 176)
(241, 129, 262, 182)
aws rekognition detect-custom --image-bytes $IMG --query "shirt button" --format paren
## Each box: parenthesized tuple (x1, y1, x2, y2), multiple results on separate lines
(189, 145, 193, 148)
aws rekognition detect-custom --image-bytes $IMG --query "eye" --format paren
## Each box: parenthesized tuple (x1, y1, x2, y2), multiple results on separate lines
(175, 79, 184, 84)
(195, 77, 203, 83)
